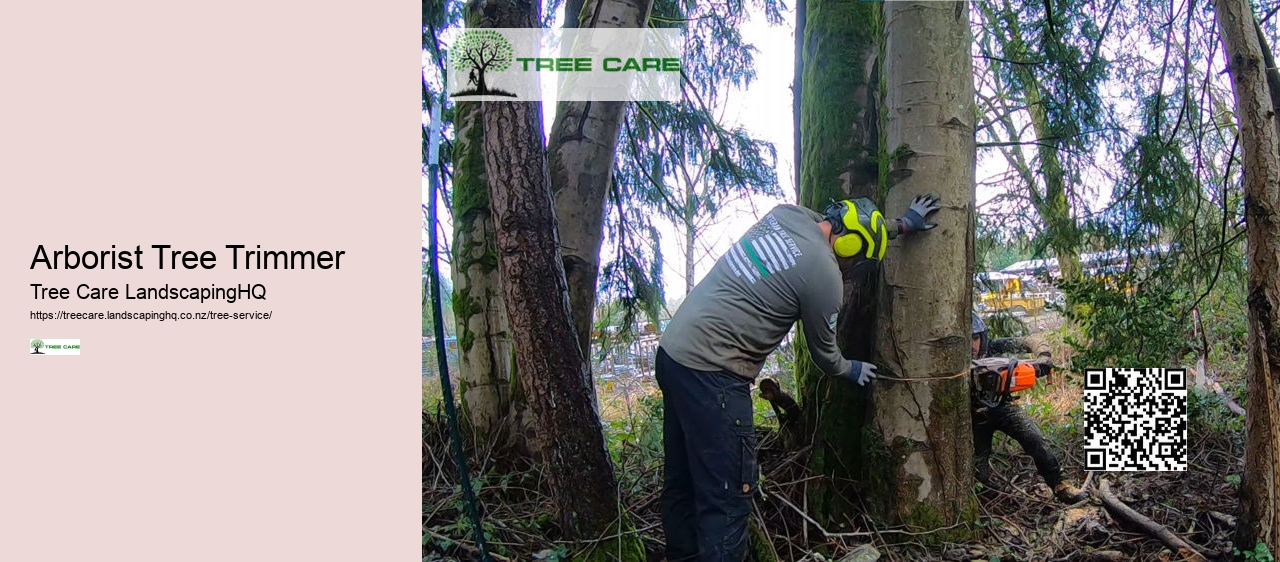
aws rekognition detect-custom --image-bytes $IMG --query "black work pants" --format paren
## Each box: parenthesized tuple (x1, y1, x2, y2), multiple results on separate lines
(655, 347, 757, 562)
(973, 400, 1064, 489)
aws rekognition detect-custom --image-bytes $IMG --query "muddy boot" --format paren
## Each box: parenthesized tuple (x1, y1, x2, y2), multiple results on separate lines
(1053, 481, 1088, 504)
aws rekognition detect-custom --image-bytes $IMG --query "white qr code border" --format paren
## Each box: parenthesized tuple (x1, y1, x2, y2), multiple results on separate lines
(1083, 367, 1188, 472)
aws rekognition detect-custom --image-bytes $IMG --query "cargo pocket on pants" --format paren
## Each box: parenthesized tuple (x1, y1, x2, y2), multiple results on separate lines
(738, 430, 758, 498)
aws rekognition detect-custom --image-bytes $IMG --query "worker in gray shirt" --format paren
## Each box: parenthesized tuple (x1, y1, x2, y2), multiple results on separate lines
(655, 194, 941, 561)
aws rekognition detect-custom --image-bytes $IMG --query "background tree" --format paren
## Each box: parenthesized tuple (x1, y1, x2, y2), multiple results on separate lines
(442, 5, 518, 439)
(581, 0, 781, 360)
(1213, 0, 1280, 552)
(971, 0, 1118, 286)
(548, 0, 656, 383)
(470, 0, 645, 556)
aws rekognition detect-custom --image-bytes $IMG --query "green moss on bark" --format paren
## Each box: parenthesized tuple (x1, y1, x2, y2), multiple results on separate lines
(450, 289, 481, 353)
(796, 0, 886, 529)
(451, 101, 490, 222)
(570, 519, 647, 562)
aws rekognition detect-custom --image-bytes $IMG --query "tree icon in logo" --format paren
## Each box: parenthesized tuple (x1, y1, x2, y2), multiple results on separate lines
(451, 29, 518, 98)
(30, 339, 45, 354)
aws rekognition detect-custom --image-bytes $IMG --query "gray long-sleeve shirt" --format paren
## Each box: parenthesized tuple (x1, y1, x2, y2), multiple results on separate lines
(659, 204, 851, 380)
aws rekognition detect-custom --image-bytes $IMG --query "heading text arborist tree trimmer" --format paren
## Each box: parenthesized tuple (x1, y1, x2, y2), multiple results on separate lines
(655, 195, 941, 561)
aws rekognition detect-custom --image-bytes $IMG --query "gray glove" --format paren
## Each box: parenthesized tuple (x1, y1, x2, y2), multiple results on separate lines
(845, 360, 879, 386)
(899, 193, 941, 233)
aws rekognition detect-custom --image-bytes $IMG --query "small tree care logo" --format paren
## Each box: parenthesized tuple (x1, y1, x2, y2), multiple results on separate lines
(450, 29, 518, 98)
(29, 338, 80, 355)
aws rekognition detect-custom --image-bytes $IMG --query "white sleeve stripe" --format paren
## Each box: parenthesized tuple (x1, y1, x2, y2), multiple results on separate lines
(734, 244, 760, 282)
(724, 251, 747, 280)
(766, 233, 796, 269)
(728, 246, 757, 283)
(756, 236, 785, 273)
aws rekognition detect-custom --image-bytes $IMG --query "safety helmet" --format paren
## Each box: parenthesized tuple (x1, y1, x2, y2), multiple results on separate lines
(971, 312, 989, 358)
(971, 313, 987, 336)
(825, 198, 889, 260)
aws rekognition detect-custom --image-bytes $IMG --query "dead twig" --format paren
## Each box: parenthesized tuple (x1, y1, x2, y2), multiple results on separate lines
(1092, 479, 1209, 562)
(765, 484, 968, 538)
(424, 527, 514, 562)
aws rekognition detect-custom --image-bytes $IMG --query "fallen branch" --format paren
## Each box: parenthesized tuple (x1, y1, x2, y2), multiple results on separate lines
(425, 528, 514, 562)
(1203, 372, 1246, 417)
(576, 521, 662, 545)
(1092, 479, 1208, 562)
(765, 484, 967, 538)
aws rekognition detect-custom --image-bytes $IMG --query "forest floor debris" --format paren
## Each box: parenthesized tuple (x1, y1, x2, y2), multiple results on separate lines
(424, 389, 1244, 561)
(424, 313, 1250, 561)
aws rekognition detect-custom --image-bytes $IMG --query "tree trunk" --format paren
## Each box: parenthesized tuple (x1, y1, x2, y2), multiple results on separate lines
(976, 0, 1081, 284)
(867, 0, 976, 533)
(684, 190, 696, 295)
(795, 0, 884, 527)
(548, 0, 655, 370)
(1021, 75, 1081, 283)
(564, 0, 586, 27)
(450, 11, 512, 437)
(793, 0, 806, 198)
(998, 1, 1081, 283)
(1214, 0, 1280, 552)
(473, 1, 643, 555)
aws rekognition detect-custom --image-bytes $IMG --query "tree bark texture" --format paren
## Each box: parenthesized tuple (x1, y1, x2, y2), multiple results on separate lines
(795, 0, 884, 527)
(472, 0, 635, 548)
(1214, 0, 1280, 553)
(793, 0, 806, 198)
(548, 0, 655, 367)
(868, 0, 977, 532)
(450, 11, 513, 437)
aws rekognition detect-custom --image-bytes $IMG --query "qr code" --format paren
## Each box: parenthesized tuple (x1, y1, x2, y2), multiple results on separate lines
(1083, 368, 1188, 471)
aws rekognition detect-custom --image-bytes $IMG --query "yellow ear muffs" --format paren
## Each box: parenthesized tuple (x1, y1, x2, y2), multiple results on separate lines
(833, 232, 866, 258)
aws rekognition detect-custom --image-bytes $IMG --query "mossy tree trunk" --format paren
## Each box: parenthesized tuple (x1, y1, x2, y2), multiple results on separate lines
(1214, 0, 1280, 552)
(449, 9, 512, 437)
(471, 0, 645, 556)
(795, 0, 885, 528)
(548, 0, 655, 383)
(792, 0, 805, 198)
(865, 0, 976, 532)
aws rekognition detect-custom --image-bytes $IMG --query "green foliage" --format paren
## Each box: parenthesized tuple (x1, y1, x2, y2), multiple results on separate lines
(973, 0, 1119, 262)
(1058, 271, 1190, 368)
(604, 394, 665, 460)
(613, 0, 782, 311)
(983, 309, 1029, 339)
(594, 220, 665, 362)
(1188, 386, 1244, 433)
(1235, 543, 1275, 562)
